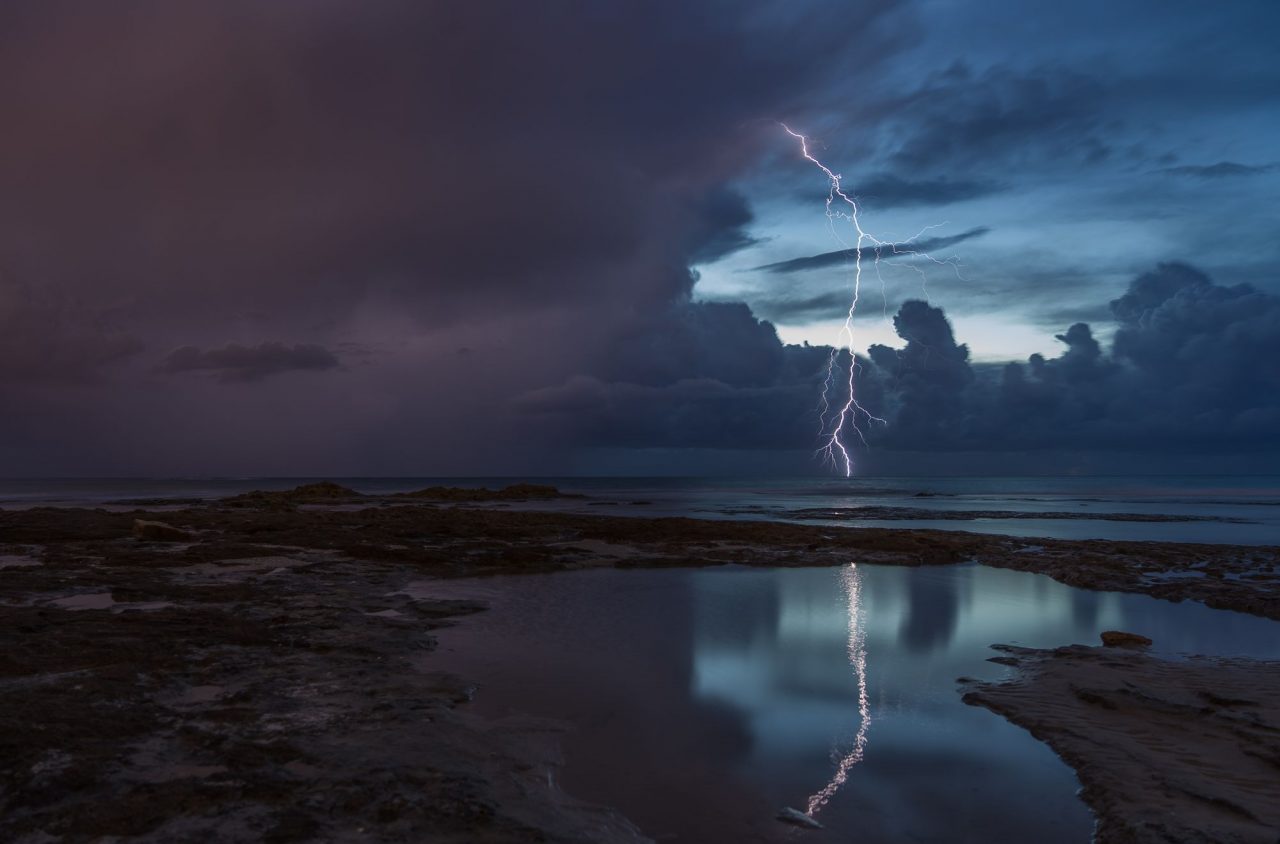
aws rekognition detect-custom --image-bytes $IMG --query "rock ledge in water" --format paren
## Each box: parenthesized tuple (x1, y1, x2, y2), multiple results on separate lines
(1100, 630, 1152, 648)
(776, 807, 823, 829)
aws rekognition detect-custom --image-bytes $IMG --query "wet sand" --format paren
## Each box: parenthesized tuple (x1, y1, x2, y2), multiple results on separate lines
(2, 486, 1278, 841)
(962, 644, 1280, 844)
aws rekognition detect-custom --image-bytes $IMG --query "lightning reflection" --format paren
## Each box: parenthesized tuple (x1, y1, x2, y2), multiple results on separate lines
(805, 562, 870, 817)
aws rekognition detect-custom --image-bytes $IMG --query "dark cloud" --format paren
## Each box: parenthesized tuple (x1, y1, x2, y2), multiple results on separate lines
(877, 63, 1114, 173)
(600, 301, 787, 389)
(518, 299, 832, 450)
(0, 278, 142, 381)
(851, 175, 1005, 207)
(752, 226, 989, 274)
(879, 262, 1280, 450)
(862, 300, 974, 446)
(685, 189, 764, 265)
(0, 0, 912, 330)
(1157, 162, 1276, 179)
(518, 375, 819, 450)
(0, 0, 917, 473)
(749, 290, 858, 323)
(526, 263, 1280, 457)
(160, 342, 340, 382)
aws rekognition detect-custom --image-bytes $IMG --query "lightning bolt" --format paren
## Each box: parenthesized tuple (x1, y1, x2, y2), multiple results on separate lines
(781, 124, 960, 476)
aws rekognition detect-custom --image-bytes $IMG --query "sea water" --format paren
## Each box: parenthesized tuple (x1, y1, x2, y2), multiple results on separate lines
(3, 475, 1277, 544)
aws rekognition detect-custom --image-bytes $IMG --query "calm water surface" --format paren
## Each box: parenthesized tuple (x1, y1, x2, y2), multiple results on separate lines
(427, 564, 1280, 843)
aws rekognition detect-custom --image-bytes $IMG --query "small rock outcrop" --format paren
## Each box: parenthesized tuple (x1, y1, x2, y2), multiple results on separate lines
(776, 807, 823, 829)
(1100, 630, 1153, 648)
(132, 519, 192, 542)
(221, 482, 363, 509)
(396, 484, 573, 502)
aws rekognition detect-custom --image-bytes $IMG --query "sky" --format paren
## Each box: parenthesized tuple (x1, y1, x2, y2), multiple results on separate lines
(1, 1, 1278, 476)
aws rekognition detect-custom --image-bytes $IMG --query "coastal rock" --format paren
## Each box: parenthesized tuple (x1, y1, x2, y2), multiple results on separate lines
(221, 482, 363, 509)
(285, 481, 362, 499)
(963, 644, 1280, 843)
(396, 483, 573, 502)
(776, 807, 823, 829)
(1100, 630, 1153, 648)
(131, 519, 191, 542)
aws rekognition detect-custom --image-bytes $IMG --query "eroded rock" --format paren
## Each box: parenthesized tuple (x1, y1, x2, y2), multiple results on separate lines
(776, 807, 823, 829)
(132, 519, 191, 542)
(1100, 630, 1153, 648)
(962, 645, 1280, 843)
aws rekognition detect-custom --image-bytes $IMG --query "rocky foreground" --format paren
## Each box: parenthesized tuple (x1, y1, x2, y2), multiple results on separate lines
(2, 484, 1279, 842)
(962, 644, 1280, 844)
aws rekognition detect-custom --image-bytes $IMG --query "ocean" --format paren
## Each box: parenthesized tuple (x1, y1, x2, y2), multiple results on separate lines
(1, 475, 1277, 545)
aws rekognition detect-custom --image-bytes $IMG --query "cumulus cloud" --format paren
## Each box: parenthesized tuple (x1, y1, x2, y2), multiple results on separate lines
(159, 342, 339, 382)
(880, 262, 1280, 450)
(525, 263, 1280, 457)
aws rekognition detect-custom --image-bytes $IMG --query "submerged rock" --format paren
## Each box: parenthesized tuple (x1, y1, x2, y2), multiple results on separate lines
(1100, 630, 1153, 648)
(132, 519, 191, 542)
(776, 807, 823, 829)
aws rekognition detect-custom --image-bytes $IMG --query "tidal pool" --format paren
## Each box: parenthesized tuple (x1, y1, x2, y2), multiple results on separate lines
(426, 563, 1280, 843)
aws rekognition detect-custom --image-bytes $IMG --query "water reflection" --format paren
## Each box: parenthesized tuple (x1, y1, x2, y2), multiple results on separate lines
(432, 563, 1280, 842)
(806, 563, 869, 816)
(896, 565, 961, 653)
(1071, 588, 1101, 628)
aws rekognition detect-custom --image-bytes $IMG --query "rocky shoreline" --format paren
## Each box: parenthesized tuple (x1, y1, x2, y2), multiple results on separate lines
(2, 485, 1278, 842)
(962, 644, 1280, 844)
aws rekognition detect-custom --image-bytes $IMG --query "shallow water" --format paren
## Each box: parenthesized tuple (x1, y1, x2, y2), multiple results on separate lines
(427, 564, 1280, 843)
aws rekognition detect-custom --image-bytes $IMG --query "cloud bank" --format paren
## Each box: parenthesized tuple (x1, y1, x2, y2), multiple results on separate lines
(526, 263, 1280, 458)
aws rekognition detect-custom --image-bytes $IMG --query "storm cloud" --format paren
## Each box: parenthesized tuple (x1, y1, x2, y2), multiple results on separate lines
(0, 278, 142, 382)
(1, 1, 1277, 475)
(862, 262, 1280, 451)
(527, 263, 1280, 459)
(0, 0, 914, 474)
(160, 343, 340, 382)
